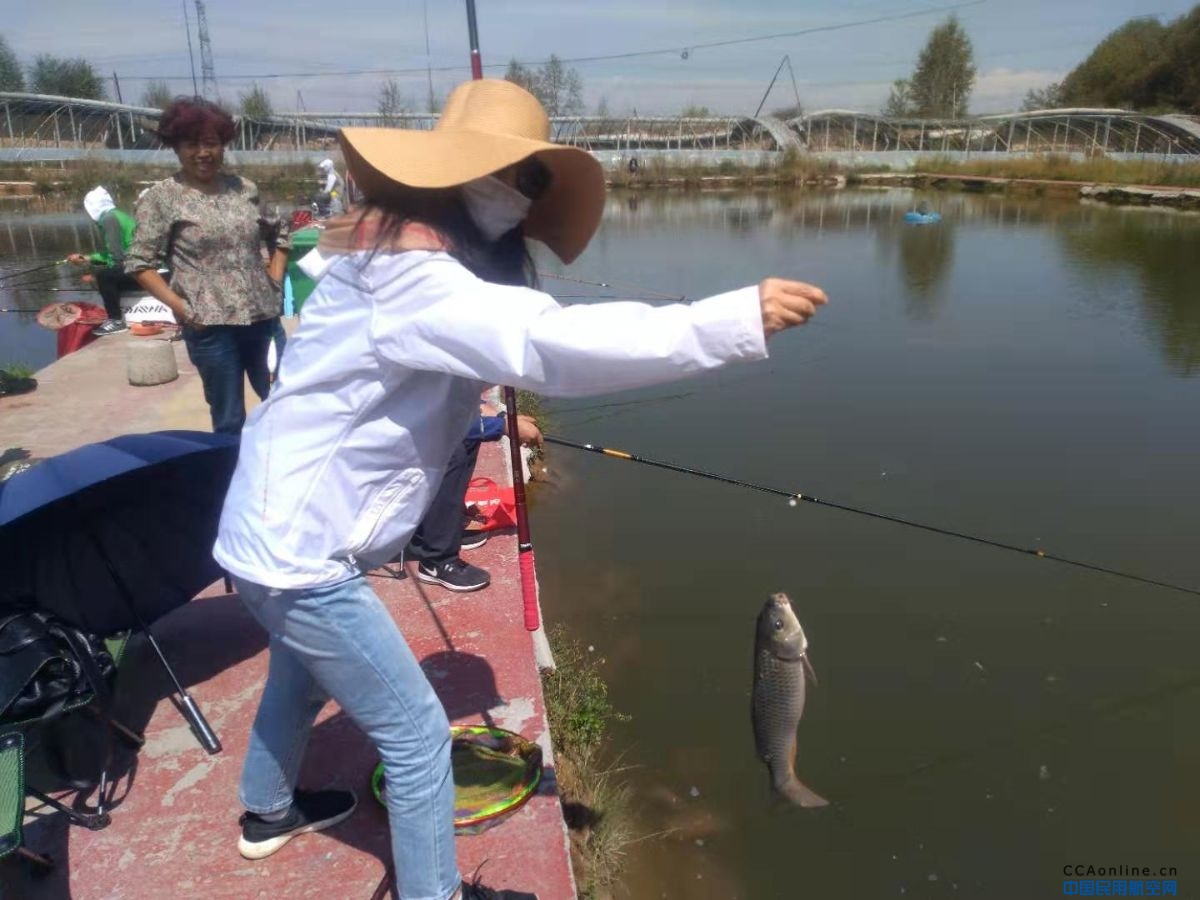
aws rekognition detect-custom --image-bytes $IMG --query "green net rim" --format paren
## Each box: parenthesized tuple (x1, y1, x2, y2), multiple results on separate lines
(370, 724, 543, 829)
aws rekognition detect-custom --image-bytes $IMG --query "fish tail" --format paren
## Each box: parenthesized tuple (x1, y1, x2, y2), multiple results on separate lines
(776, 773, 830, 808)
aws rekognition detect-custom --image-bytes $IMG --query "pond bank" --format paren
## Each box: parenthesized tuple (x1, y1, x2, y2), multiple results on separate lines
(853, 171, 1200, 211)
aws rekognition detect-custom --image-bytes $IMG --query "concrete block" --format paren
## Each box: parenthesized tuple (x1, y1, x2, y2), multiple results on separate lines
(127, 340, 178, 386)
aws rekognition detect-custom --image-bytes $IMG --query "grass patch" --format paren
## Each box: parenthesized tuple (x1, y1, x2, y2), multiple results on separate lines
(515, 389, 553, 474)
(1, 363, 36, 379)
(542, 625, 635, 898)
(912, 154, 1200, 189)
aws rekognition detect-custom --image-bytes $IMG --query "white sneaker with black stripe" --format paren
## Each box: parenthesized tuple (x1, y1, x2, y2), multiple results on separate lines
(237, 789, 357, 860)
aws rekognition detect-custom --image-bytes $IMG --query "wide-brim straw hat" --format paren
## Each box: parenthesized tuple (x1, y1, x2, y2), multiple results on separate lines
(339, 79, 605, 264)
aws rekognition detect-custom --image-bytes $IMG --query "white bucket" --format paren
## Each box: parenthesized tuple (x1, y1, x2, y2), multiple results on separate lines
(121, 294, 178, 325)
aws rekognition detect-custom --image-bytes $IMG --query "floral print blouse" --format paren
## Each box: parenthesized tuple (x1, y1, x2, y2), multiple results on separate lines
(125, 173, 290, 326)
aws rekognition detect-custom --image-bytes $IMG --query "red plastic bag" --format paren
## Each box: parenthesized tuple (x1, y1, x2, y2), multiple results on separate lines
(463, 477, 518, 532)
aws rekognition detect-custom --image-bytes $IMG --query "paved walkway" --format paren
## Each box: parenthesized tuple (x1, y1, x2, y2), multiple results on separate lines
(1, 331, 574, 899)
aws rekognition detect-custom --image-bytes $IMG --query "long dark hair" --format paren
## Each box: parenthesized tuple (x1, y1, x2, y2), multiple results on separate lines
(360, 186, 535, 288)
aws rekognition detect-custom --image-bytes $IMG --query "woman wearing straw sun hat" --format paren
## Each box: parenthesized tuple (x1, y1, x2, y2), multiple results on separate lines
(214, 78, 827, 899)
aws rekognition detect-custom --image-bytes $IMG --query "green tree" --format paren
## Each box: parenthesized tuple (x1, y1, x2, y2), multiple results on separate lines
(141, 79, 173, 110)
(771, 104, 804, 119)
(239, 83, 273, 119)
(1059, 9, 1200, 113)
(908, 16, 975, 117)
(29, 55, 105, 99)
(1059, 18, 1165, 109)
(1021, 82, 1064, 111)
(0, 35, 24, 91)
(681, 104, 712, 117)
(377, 78, 408, 125)
(883, 78, 915, 117)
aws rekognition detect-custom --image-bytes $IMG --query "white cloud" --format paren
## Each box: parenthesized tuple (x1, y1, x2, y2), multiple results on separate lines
(970, 68, 1066, 114)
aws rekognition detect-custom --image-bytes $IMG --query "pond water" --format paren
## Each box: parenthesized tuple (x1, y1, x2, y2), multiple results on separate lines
(528, 189, 1200, 898)
(0, 212, 99, 372)
(3, 188, 1197, 898)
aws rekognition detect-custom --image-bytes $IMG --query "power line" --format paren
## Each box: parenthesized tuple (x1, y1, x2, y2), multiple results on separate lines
(115, 0, 987, 82)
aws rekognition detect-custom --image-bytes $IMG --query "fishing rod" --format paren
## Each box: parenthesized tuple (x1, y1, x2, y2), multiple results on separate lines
(0, 259, 66, 283)
(543, 434, 1200, 599)
(464, 0, 539, 633)
(1, 287, 94, 295)
(538, 270, 687, 301)
(0, 275, 73, 291)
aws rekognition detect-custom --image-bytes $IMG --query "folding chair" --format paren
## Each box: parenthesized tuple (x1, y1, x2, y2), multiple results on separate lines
(0, 622, 143, 833)
(0, 731, 53, 872)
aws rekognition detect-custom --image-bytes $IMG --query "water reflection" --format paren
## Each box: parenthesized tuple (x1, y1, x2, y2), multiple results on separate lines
(1057, 208, 1200, 375)
(873, 213, 957, 319)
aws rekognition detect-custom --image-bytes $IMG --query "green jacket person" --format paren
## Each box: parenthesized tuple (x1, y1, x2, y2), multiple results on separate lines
(67, 186, 141, 336)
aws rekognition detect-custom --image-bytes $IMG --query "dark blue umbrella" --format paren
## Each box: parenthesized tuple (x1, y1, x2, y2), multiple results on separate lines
(0, 430, 240, 753)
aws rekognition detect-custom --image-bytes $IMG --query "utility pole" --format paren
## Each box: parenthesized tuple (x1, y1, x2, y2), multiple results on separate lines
(112, 71, 123, 104)
(195, 0, 218, 101)
(182, 0, 199, 97)
(423, 0, 436, 113)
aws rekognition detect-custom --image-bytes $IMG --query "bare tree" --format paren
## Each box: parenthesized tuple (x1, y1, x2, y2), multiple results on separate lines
(377, 78, 409, 126)
(504, 55, 583, 116)
(141, 80, 173, 110)
(883, 79, 915, 117)
(239, 83, 273, 119)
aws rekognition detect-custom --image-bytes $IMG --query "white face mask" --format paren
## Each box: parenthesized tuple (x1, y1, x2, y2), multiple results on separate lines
(461, 175, 532, 241)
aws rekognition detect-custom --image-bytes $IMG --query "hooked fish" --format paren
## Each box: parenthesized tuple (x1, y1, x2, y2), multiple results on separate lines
(751, 592, 828, 807)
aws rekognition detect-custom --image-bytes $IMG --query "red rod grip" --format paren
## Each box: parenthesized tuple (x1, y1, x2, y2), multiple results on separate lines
(519, 549, 539, 631)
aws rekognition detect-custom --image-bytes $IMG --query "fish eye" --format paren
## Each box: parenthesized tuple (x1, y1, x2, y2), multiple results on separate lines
(773, 619, 783, 630)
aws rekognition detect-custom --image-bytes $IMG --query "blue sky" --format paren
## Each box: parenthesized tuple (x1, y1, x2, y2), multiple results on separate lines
(8, 0, 1198, 115)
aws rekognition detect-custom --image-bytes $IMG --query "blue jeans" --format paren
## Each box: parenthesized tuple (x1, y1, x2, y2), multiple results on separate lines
(235, 575, 458, 900)
(183, 319, 278, 435)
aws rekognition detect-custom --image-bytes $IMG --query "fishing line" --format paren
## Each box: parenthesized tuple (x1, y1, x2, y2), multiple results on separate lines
(0, 286, 92, 294)
(0, 276, 70, 290)
(543, 435, 1200, 598)
(538, 271, 687, 301)
(0, 260, 66, 283)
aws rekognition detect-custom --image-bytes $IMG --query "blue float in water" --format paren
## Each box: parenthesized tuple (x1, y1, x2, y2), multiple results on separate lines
(904, 210, 942, 225)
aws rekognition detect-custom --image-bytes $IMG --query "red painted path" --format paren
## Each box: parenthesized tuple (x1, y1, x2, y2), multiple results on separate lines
(1, 330, 574, 899)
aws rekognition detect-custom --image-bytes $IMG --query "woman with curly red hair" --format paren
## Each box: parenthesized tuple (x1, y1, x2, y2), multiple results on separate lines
(127, 97, 290, 434)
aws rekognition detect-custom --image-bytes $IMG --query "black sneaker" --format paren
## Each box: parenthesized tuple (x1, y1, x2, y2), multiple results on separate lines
(92, 319, 128, 337)
(461, 876, 538, 900)
(460, 527, 489, 551)
(416, 558, 490, 592)
(237, 789, 357, 860)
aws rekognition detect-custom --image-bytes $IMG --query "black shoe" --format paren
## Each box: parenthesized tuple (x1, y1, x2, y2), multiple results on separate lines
(416, 558, 490, 592)
(461, 877, 538, 900)
(237, 789, 357, 860)
(92, 319, 128, 336)
(460, 527, 489, 551)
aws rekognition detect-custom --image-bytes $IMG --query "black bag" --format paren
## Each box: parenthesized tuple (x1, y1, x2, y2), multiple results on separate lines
(0, 610, 116, 724)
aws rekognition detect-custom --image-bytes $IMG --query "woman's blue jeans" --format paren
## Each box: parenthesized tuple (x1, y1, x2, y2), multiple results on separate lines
(183, 318, 279, 435)
(234, 575, 459, 900)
